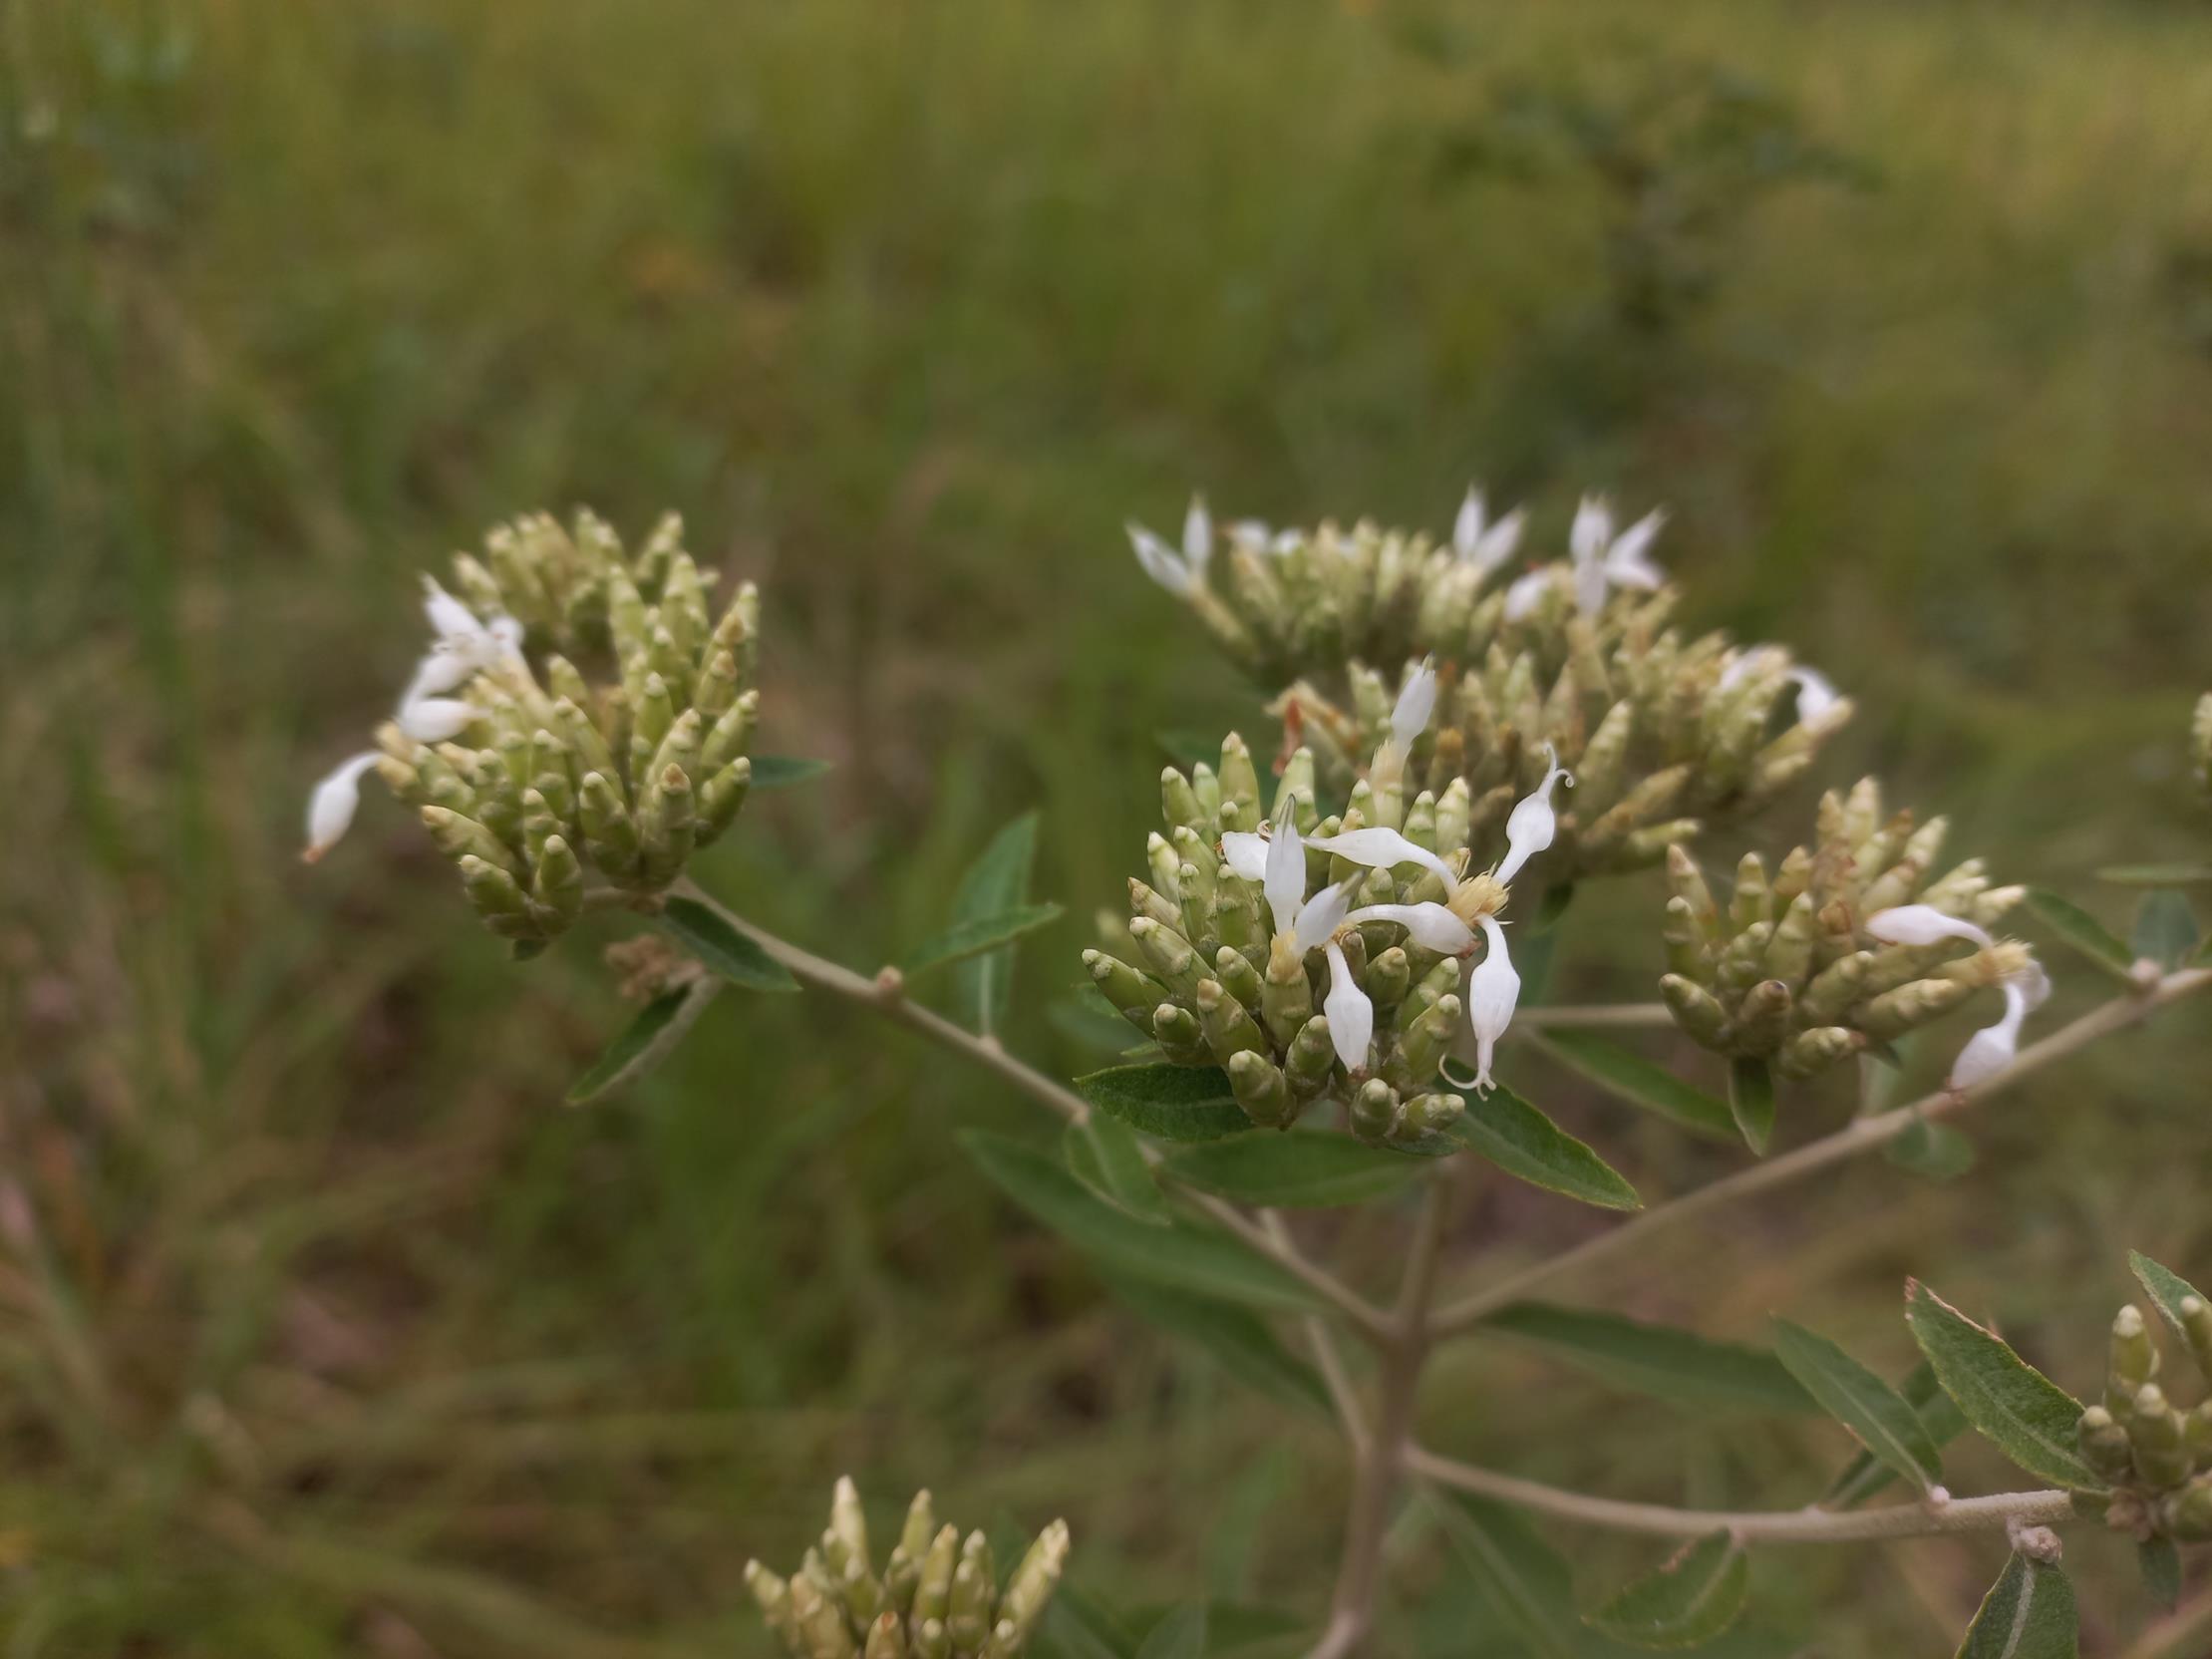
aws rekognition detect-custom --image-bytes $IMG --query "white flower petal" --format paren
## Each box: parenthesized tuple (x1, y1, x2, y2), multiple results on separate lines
(1346, 901, 1476, 954)
(1270, 529, 1302, 556)
(1389, 658, 1437, 753)
(1601, 508, 1668, 589)
(1294, 878, 1358, 954)
(1126, 522, 1195, 596)
(422, 576, 481, 642)
(1228, 518, 1273, 555)
(303, 751, 383, 863)
(1788, 666, 1842, 723)
(1864, 905, 1994, 952)
(1182, 495, 1212, 579)
(1220, 830, 1269, 883)
(397, 697, 480, 743)
(487, 614, 525, 657)
(1304, 827, 1458, 890)
(2013, 959, 2053, 1013)
(1946, 1021, 2017, 1092)
(1502, 567, 1554, 623)
(1453, 487, 1485, 562)
(1494, 744, 1574, 886)
(1264, 796, 1306, 938)
(404, 647, 475, 703)
(1323, 941, 1375, 1073)
(1470, 507, 1526, 576)
(1464, 916, 1520, 1095)
(1569, 496, 1613, 568)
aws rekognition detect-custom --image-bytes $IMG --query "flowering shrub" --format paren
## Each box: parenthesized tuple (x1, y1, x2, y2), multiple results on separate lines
(310, 490, 2212, 1657)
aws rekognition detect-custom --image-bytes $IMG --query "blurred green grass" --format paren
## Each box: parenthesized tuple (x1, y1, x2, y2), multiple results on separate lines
(6, 0, 2212, 1651)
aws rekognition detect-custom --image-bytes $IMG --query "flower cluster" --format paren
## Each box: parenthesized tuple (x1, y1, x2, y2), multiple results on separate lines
(1126, 489, 1852, 882)
(304, 510, 759, 951)
(1085, 666, 1568, 1145)
(1658, 779, 2041, 1085)
(745, 1480, 1069, 1659)
(2079, 1303, 2212, 1544)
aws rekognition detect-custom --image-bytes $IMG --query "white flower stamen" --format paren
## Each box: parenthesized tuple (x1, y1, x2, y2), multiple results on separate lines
(1465, 915, 1519, 1094)
(1494, 744, 1574, 885)
(302, 751, 382, 864)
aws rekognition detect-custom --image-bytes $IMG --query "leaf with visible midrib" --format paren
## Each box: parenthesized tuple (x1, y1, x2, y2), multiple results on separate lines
(1727, 1058, 1775, 1156)
(904, 902, 1063, 977)
(947, 812, 1040, 1037)
(1822, 1361, 1969, 1509)
(1533, 1030, 1739, 1144)
(1163, 1132, 1421, 1208)
(1076, 1064, 1252, 1143)
(1441, 1086, 1642, 1211)
(1904, 1281, 2099, 1491)
(1428, 1492, 1580, 1659)
(1065, 1116, 1168, 1223)
(1483, 1302, 1815, 1416)
(2025, 890, 2135, 981)
(565, 982, 719, 1105)
(659, 896, 800, 991)
(960, 1132, 1317, 1312)
(1771, 1318, 1941, 1493)
(2127, 1250, 2210, 1344)
(1585, 1530, 1749, 1649)
(1955, 1552, 2077, 1659)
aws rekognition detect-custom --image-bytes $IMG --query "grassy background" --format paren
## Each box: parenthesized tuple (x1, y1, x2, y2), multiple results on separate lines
(6, 0, 2212, 1651)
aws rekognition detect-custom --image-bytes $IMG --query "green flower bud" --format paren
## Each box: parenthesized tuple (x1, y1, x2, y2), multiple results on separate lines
(637, 764, 697, 886)
(1661, 974, 1730, 1048)
(1151, 1003, 1209, 1066)
(1196, 978, 1269, 1066)
(1399, 1091, 1463, 1138)
(1211, 946, 1264, 1012)
(2077, 1406, 2136, 1483)
(2129, 1384, 2197, 1489)
(2180, 1295, 2212, 1386)
(1226, 1049, 1293, 1128)
(946, 1532, 996, 1657)
(697, 756, 753, 846)
(1260, 936, 1316, 1046)
(1129, 918, 1204, 998)
(1084, 951, 1164, 1028)
(579, 771, 642, 877)
(2166, 1475, 2212, 1542)
(1775, 1025, 1859, 1081)
(1284, 1015, 1340, 1097)
(913, 1525, 959, 1624)
(1160, 768, 1204, 833)
(1350, 1077, 1399, 1143)
(1361, 944, 1412, 1014)
(1396, 993, 1461, 1085)
(864, 1613, 906, 1659)
(992, 1518, 1070, 1654)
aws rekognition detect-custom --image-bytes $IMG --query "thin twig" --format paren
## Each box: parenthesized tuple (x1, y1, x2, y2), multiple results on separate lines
(1264, 1211, 1370, 1458)
(1404, 1447, 2078, 1542)
(1513, 1002, 1674, 1031)
(1429, 967, 2212, 1339)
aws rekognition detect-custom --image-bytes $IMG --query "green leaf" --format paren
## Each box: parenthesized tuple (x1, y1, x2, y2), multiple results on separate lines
(1099, 1272, 1331, 1418)
(2139, 1536, 2182, 1612)
(1585, 1531, 1749, 1650)
(2025, 890, 2135, 981)
(960, 1132, 1317, 1312)
(2125, 1250, 2210, 1344)
(1133, 1606, 1207, 1659)
(1038, 1589, 1136, 1659)
(905, 903, 1064, 978)
(946, 814, 1041, 1036)
(1955, 1552, 2076, 1659)
(1482, 1303, 1814, 1416)
(747, 754, 833, 790)
(1427, 1492, 1581, 1659)
(1726, 1058, 1775, 1156)
(1076, 1065, 1252, 1143)
(2131, 889, 2202, 971)
(564, 982, 719, 1105)
(1903, 1281, 2099, 1491)
(2097, 863, 2212, 887)
(1065, 1116, 1170, 1223)
(1771, 1319, 1942, 1493)
(1823, 1361, 1970, 1508)
(658, 896, 800, 992)
(1440, 1086, 1642, 1211)
(1163, 1132, 1422, 1208)
(1883, 1113, 1976, 1182)
(1532, 1031, 1739, 1144)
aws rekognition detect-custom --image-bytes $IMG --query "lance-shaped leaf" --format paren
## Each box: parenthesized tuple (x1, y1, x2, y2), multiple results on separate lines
(1441, 1086, 1642, 1211)
(1076, 1064, 1252, 1143)
(1065, 1116, 1169, 1223)
(1533, 1031, 1739, 1144)
(1823, 1361, 1970, 1508)
(1163, 1132, 1422, 1208)
(2098, 863, 2212, 887)
(1483, 1303, 1814, 1416)
(947, 812, 1041, 1036)
(747, 754, 833, 790)
(658, 896, 800, 992)
(1132, 1607, 1207, 1659)
(1771, 1318, 1942, 1493)
(1427, 1492, 1580, 1659)
(1039, 1587, 1137, 1659)
(2139, 1536, 2182, 1613)
(1903, 1281, 2099, 1490)
(904, 902, 1064, 977)
(2126, 1250, 2210, 1344)
(1098, 1271, 1331, 1418)
(1955, 1552, 2076, 1659)
(960, 1132, 1318, 1312)
(2025, 890, 2135, 981)
(2131, 889, 2202, 971)
(1726, 1058, 1775, 1156)
(565, 981, 720, 1105)
(1585, 1530, 1749, 1650)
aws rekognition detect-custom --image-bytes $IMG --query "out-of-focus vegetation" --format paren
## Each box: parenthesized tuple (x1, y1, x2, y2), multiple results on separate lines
(6, 0, 2212, 1651)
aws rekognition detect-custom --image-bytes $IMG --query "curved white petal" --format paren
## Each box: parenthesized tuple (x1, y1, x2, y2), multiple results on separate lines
(1453, 487, 1485, 562)
(1601, 508, 1668, 589)
(1390, 658, 1437, 752)
(1305, 827, 1457, 889)
(397, 697, 480, 743)
(404, 647, 475, 703)
(1228, 518, 1273, 555)
(1323, 942, 1375, 1073)
(1126, 522, 1195, 595)
(1470, 507, 1526, 576)
(1569, 496, 1612, 568)
(1788, 666, 1842, 723)
(303, 751, 383, 862)
(1346, 901, 1475, 954)
(1263, 796, 1306, 938)
(1864, 905, 1994, 951)
(1220, 830, 1269, 883)
(1502, 567, 1554, 623)
(1182, 495, 1212, 578)
(422, 577, 481, 642)
(1494, 745, 1574, 886)
(2013, 959, 2053, 1013)
(1464, 916, 1520, 1095)
(1293, 878, 1357, 954)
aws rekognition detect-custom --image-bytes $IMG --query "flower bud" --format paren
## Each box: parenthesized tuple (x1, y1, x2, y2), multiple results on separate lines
(2077, 1406, 2136, 1483)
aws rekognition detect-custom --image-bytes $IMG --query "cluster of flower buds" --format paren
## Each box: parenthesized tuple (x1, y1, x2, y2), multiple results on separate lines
(1084, 667, 1569, 1144)
(303, 510, 760, 951)
(1657, 779, 2042, 1085)
(1125, 490, 1852, 883)
(745, 1480, 1070, 1659)
(2079, 1303, 2212, 1543)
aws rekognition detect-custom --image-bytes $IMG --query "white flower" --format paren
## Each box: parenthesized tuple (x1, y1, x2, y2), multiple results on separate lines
(1323, 940, 1375, 1072)
(1452, 487, 1527, 575)
(1719, 648, 1842, 722)
(1389, 658, 1437, 753)
(1465, 916, 1519, 1094)
(302, 751, 382, 863)
(1863, 905, 1995, 952)
(1343, 900, 1476, 954)
(1502, 566, 1559, 623)
(1248, 796, 1375, 1072)
(1569, 496, 1668, 615)
(1302, 826, 1459, 892)
(1220, 830, 1269, 883)
(1126, 495, 1212, 596)
(396, 696, 480, 743)
(1493, 744, 1574, 885)
(1949, 961, 2052, 1092)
